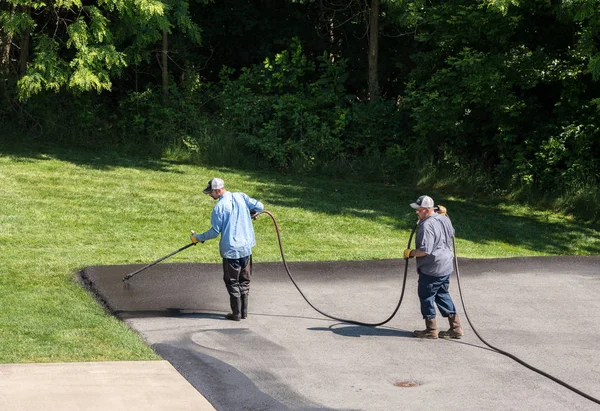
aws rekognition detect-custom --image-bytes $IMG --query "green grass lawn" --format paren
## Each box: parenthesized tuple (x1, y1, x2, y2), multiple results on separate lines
(1, 141, 599, 363)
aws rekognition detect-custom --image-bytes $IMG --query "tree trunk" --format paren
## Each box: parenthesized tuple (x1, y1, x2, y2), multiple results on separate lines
(0, 5, 14, 75)
(161, 28, 168, 104)
(367, 0, 380, 102)
(19, 7, 31, 77)
(0, 34, 12, 75)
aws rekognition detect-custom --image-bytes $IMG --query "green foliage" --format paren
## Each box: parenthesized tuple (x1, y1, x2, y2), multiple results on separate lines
(18, 90, 112, 145)
(342, 99, 414, 179)
(17, 36, 69, 96)
(113, 78, 216, 153)
(2, 0, 600, 224)
(560, 0, 600, 81)
(533, 121, 599, 190)
(0, 3, 37, 36)
(15, 3, 135, 98)
(218, 39, 353, 171)
(9, 0, 203, 98)
(66, 10, 126, 92)
(114, 0, 202, 67)
(216, 38, 414, 177)
(404, 0, 599, 201)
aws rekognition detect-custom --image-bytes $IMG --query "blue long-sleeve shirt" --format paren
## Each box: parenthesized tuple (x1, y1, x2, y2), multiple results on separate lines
(194, 191, 264, 259)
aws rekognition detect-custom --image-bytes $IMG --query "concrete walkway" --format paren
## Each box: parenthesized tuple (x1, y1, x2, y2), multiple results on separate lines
(0, 361, 215, 411)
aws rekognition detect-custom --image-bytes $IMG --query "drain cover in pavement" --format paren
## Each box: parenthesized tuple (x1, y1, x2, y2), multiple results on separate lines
(394, 381, 420, 388)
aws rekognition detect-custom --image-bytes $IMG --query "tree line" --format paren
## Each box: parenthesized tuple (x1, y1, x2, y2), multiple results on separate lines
(1, 0, 599, 220)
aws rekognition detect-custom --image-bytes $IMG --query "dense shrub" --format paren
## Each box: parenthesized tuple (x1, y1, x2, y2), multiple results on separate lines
(217, 39, 414, 179)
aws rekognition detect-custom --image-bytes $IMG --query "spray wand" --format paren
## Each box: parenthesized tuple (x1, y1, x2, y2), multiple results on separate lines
(122, 231, 200, 282)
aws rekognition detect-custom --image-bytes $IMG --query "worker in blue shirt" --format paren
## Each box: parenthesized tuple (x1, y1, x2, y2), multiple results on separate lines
(191, 178, 264, 321)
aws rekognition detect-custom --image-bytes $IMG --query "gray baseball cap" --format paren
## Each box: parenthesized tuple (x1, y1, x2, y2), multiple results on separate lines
(410, 195, 434, 209)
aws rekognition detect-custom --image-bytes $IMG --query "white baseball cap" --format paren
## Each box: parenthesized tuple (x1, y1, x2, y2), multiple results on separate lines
(410, 195, 434, 209)
(202, 178, 225, 194)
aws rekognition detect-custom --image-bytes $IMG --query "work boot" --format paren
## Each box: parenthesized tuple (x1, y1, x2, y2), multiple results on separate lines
(240, 294, 248, 319)
(439, 313, 464, 339)
(225, 296, 241, 321)
(413, 318, 438, 339)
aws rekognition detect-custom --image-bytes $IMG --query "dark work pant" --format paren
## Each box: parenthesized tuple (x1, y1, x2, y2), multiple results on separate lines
(417, 273, 457, 319)
(223, 256, 252, 298)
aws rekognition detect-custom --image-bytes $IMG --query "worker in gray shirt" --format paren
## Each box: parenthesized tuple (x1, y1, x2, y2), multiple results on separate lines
(404, 195, 464, 339)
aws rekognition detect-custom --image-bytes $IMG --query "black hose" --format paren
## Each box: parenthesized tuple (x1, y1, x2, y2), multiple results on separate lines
(451, 237, 600, 406)
(260, 210, 416, 327)
(260, 209, 600, 406)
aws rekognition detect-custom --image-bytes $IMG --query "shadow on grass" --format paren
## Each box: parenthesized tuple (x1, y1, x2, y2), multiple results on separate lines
(0, 134, 186, 173)
(3, 138, 599, 256)
(241, 171, 600, 256)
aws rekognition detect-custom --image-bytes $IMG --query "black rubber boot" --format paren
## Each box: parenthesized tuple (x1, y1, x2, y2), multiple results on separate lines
(241, 294, 248, 319)
(225, 296, 241, 321)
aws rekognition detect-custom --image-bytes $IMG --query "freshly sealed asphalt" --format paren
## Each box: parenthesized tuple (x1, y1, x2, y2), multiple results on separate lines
(78, 256, 600, 411)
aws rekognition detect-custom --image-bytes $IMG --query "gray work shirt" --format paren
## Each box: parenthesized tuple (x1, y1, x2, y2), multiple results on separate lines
(415, 213, 455, 277)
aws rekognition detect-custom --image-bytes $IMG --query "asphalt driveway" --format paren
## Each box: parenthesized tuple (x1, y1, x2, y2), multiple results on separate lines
(79, 256, 600, 411)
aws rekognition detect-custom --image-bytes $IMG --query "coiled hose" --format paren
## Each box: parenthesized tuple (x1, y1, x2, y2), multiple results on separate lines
(259, 209, 600, 406)
(259, 210, 414, 327)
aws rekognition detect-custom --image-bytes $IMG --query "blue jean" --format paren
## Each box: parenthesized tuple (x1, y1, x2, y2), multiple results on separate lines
(417, 273, 457, 319)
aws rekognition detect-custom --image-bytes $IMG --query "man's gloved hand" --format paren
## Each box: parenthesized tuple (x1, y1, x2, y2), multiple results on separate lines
(436, 205, 447, 215)
(403, 249, 414, 260)
(250, 210, 259, 220)
(190, 231, 203, 244)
